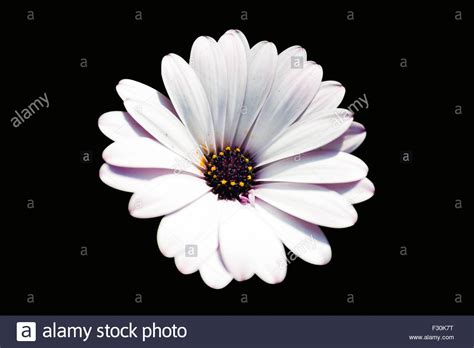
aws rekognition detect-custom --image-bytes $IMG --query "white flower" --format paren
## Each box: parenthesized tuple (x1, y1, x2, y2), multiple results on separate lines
(99, 29, 374, 289)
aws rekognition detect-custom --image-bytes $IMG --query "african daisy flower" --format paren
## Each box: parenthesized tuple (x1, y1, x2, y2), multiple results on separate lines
(99, 29, 374, 289)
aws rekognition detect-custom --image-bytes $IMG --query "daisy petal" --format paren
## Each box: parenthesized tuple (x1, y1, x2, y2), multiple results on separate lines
(274, 45, 307, 85)
(233, 41, 278, 147)
(322, 178, 375, 204)
(218, 201, 254, 281)
(162, 54, 216, 153)
(256, 109, 353, 167)
(321, 121, 367, 153)
(256, 150, 368, 184)
(190, 36, 228, 150)
(298, 81, 345, 122)
(253, 224, 288, 285)
(116, 79, 176, 115)
(99, 164, 171, 193)
(129, 173, 210, 218)
(174, 229, 219, 275)
(158, 193, 218, 258)
(228, 29, 250, 56)
(218, 30, 248, 145)
(102, 138, 201, 175)
(254, 182, 357, 228)
(248, 40, 267, 51)
(98, 111, 152, 141)
(256, 199, 332, 265)
(199, 251, 233, 289)
(124, 100, 202, 165)
(219, 201, 287, 283)
(246, 61, 323, 153)
(172, 196, 221, 274)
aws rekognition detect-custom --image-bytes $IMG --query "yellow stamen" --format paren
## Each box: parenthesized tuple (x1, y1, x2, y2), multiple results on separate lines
(213, 175, 217, 179)
(211, 166, 217, 171)
(207, 171, 211, 175)
(244, 158, 249, 163)
(247, 175, 252, 180)
(230, 181, 236, 186)
(219, 151, 224, 156)
(239, 182, 244, 187)
(212, 154, 217, 159)
(221, 179, 227, 185)
(248, 166, 253, 171)
(225, 146, 231, 151)
(235, 147, 240, 152)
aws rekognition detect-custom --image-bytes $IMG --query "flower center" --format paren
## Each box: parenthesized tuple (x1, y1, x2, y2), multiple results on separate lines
(203, 146, 255, 201)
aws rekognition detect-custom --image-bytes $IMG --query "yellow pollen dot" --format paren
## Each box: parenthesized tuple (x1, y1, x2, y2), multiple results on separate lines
(225, 146, 231, 151)
(219, 151, 224, 156)
(207, 171, 211, 175)
(221, 179, 227, 185)
(239, 182, 244, 187)
(230, 181, 236, 186)
(211, 166, 217, 171)
(248, 166, 253, 171)
(212, 154, 217, 159)
(213, 175, 217, 179)
(247, 175, 252, 180)
(235, 148, 241, 152)
(244, 158, 249, 163)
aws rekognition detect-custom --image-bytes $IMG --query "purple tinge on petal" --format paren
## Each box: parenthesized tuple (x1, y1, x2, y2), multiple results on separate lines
(99, 164, 173, 193)
(321, 178, 374, 204)
(98, 111, 153, 141)
(321, 121, 366, 153)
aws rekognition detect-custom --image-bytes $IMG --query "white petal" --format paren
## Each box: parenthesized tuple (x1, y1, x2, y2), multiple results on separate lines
(129, 173, 210, 218)
(124, 100, 202, 165)
(190, 36, 228, 150)
(158, 193, 218, 257)
(256, 109, 353, 167)
(298, 80, 345, 122)
(174, 230, 218, 274)
(245, 62, 323, 153)
(256, 150, 368, 184)
(102, 138, 201, 175)
(98, 111, 152, 141)
(254, 182, 357, 228)
(218, 30, 248, 146)
(321, 121, 366, 153)
(255, 199, 332, 265)
(199, 251, 233, 289)
(219, 201, 287, 283)
(274, 45, 307, 85)
(249, 40, 267, 51)
(253, 224, 288, 285)
(162, 54, 215, 153)
(168, 194, 221, 275)
(116, 79, 176, 115)
(322, 178, 374, 204)
(99, 164, 170, 193)
(227, 29, 250, 56)
(233, 41, 278, 147)
(218, 201, 254, 281)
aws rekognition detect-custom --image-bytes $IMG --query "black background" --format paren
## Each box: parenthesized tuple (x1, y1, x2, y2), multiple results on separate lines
(2, 2, 471, 315)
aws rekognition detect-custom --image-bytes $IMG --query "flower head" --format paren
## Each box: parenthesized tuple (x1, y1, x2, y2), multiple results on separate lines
(99, 29, 374, 289)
